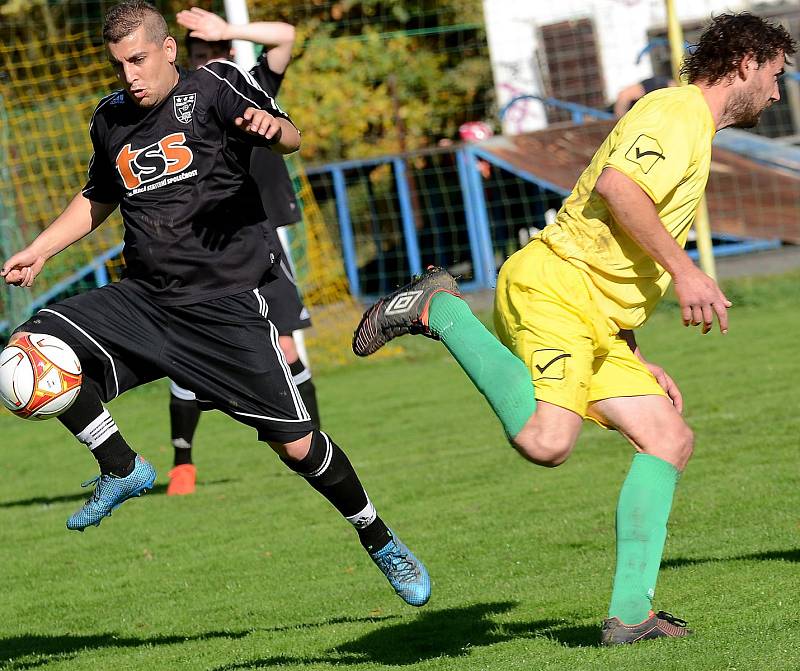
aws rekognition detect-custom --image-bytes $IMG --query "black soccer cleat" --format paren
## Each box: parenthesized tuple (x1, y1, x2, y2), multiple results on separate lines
(601, 610, 692, 646)
(352, 266, 460, 357)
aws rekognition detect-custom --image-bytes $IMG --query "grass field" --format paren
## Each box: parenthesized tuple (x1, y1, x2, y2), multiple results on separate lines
(1, 271, 799, 670)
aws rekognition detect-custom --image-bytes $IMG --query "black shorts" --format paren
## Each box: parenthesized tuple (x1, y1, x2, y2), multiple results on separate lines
(259, 249, 311, 337)
(16, 279, 313, 443)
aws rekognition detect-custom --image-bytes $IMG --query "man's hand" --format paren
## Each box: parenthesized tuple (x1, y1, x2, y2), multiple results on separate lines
(644, 361, 683, 414)
(1, 248, 47, 287)
(672, 265, 732, 334)
(235, 107, 283, 142)
(176, 7, 229, 42)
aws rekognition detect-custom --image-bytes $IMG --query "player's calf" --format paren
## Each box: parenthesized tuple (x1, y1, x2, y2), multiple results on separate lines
(278, 429, 431, 606)
(57, 384, 156, 529)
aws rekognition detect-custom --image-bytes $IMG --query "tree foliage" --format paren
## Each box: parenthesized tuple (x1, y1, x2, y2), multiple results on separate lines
(0, 0, 494, 163)
(248, 0, 494, 162)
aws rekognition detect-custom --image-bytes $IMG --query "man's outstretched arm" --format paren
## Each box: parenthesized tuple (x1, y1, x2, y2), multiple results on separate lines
(1, 192, 116, 287)
(177, 7, 296, 74)
(595, 166, 731, 334)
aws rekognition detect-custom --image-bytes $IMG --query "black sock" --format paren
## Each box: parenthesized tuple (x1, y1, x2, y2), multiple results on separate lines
(282, 430, 390, 552)
(93, 436, 136, 477)
(289, 359, 321, 429)
(58, 383, 136, 477)
(170, 394, 201, 466)
(358, 517, 392, 552)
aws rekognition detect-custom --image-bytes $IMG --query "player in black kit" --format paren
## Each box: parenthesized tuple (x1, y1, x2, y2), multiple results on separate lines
(166, 7, 320, 497)
(0, 0, 430, 608)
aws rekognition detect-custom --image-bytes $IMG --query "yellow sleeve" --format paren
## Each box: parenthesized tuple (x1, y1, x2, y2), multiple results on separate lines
(604, 98, 700, 204)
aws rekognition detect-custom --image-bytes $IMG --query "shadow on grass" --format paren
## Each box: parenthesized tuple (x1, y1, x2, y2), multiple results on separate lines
(0, 630, 250, 670)
(0, 479, 236, 508)
(213, 602, 600, 669)
(663, 547, 800, 569)
(259, 613, 399, 634)
(2, 615, 402, 670)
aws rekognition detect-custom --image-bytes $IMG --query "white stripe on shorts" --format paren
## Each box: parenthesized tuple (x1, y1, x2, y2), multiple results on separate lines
(268, 319, 309, 421)
(39, 308, 120, 399)
(250, 289, 309, 422)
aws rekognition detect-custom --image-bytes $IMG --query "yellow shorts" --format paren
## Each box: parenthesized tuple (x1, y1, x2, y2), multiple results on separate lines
(493, 239, 665, 426)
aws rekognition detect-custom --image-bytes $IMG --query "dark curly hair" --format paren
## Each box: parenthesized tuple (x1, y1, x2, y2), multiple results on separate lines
(681, 13, 796, 85)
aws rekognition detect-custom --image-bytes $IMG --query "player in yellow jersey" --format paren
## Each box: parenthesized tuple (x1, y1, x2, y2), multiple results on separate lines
(352, 13, 795, 644)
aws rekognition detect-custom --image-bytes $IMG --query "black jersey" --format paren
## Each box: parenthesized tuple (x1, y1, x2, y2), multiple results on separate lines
(82, 61, 296, 305)
(248, 47, 300, 228)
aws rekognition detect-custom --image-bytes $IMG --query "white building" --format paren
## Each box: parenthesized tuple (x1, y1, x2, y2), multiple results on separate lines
(483, 0, 799, 135)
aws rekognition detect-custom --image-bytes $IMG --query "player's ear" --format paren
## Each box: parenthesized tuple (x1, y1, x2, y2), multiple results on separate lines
(164, 35, 178, 64)
(737, 53, 756, 81)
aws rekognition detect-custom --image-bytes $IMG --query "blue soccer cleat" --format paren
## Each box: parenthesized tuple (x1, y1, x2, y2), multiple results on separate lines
(66, 455, 156, 531)
(369, 531, 431, 607)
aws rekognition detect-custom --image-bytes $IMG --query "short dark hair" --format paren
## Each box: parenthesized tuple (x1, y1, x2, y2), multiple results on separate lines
(184, 33, 232, 57)
(103, 1, 169, 45)
(681, 13, 796, 85)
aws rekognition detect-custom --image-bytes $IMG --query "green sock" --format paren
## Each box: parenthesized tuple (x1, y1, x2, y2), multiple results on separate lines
(608, 453, 680, 624)
(428, 292, 535, 438)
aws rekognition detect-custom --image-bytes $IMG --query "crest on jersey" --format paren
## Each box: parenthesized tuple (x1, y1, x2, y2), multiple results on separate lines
(173, 93, 196, 124)
(625, 134, 666, 174)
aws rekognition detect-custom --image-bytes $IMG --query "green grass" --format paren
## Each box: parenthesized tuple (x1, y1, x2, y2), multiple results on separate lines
(1, 271, 799, 670)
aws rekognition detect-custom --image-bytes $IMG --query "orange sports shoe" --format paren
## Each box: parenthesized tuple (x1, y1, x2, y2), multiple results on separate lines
(166, 464, 197, 496)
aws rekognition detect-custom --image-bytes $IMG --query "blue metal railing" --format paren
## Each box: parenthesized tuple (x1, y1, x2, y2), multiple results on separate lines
(0, 243, 122, 334)
(3, 93, 790, 331)
(499, 94, 614, 125)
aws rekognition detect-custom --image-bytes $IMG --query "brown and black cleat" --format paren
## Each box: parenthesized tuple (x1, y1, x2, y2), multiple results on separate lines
(352, 266, 460, 357)
(601, 610, 692, 646)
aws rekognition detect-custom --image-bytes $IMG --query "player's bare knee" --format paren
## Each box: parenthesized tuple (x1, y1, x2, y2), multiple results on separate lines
(268, 431, 313, 460)
(512, 432, 573, 468)
(673, 424, 694, 464)
(643, 422, 694, 471)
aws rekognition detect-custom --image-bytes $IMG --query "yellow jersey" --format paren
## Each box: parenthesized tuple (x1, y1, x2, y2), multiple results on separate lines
(537, 84, 716, 330)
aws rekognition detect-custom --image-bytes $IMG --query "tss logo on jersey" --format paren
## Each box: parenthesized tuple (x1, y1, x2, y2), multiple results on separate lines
(173, 93, 196, 124)
(116, 132, 195, 190)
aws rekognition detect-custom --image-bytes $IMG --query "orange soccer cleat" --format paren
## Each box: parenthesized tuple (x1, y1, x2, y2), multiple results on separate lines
(166, 463, 197, 496)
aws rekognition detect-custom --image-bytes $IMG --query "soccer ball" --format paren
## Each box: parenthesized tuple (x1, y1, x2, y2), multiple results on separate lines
(0, 332, 82, 420)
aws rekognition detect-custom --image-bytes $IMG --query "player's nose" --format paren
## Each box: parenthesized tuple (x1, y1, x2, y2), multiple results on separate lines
(121, 62, 137, 85)
(771, 82, 781, 103)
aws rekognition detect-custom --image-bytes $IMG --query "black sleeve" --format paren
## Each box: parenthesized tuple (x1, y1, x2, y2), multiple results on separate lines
(81, 106, 119, 204)
(201, 60, 296, 146)
(250, 47, 285, 97)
